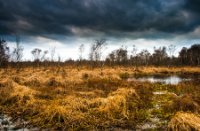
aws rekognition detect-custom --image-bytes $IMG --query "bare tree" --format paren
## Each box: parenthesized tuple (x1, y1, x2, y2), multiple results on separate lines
(152, 46, 168, 66)
(31, 48, 42, 62)
(137, 49, 151, 66)
(179, 47, 188, 65)
(58, 55, 61, 62)
(106, 51, 116, 66)
(168, 44, 176, 58)
(50, 47, 56, 62)
(12, 35, 23, 62)
(89, 39, 107, 62)
(115, 46, 128, 65)
(132, 45, 137, 57)
(89, 44, 95, 61)
(131, 45, 138, 66)
(0, 38, 9, 67)
(79, 44, 85, 61)
(41, 50, 48, 61)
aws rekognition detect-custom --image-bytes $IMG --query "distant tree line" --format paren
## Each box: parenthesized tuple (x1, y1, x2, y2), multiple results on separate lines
(105, 44, 200, 66)
(179, 45, 200, 66)
(0, 37, 200, 68)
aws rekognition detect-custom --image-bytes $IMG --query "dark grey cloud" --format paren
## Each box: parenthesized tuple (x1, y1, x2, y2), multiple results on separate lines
(0, 0, 199, 39)
(185, 0, 200, 13)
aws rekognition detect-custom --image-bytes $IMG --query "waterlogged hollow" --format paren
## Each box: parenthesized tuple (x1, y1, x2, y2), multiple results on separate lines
(0, 114, 31, 131)
(128, 75, 199, 85)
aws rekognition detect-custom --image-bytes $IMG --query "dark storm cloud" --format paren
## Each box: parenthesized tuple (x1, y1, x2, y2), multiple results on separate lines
(0, 0, 199, 38)
(185, 0, 200, 13)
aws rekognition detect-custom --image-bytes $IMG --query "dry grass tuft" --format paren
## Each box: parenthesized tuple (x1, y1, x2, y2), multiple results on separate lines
(168, 112, 200, 131)
(171, 94, 200, 113)
(46, 77, 61, 87)
(96, 88, 139, 119)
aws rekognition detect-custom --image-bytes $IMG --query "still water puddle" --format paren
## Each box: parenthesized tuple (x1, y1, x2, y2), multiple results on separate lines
(128, 75, 193, 85)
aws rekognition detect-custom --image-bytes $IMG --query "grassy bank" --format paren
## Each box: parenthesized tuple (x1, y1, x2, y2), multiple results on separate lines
(0, 66, 200, 130)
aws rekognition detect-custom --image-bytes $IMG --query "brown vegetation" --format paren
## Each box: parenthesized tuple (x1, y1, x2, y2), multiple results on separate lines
(0, 66, 153, 130)
(0, 66, 200, 130)
(168, 112, 200, 131)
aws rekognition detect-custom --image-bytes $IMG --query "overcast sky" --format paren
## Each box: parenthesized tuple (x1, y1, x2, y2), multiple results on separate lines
(0, 0, 200, 60)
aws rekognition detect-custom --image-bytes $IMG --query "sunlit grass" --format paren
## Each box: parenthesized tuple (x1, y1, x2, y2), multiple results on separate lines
(0, 66, 199, 130)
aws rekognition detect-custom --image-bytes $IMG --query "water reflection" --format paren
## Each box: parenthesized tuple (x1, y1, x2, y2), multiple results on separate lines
(128, 75, 192, 85)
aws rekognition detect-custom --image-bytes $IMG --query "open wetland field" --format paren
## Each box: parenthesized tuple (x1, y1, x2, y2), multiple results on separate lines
(0, 66, 200, 130)
(2, 0, 200, 130)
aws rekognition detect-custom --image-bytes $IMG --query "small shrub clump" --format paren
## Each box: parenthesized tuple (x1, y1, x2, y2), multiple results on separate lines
(119, 72, 130, 80)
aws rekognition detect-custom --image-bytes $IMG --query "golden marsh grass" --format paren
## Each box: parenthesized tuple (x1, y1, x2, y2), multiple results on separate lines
(0, 66, 200, 130)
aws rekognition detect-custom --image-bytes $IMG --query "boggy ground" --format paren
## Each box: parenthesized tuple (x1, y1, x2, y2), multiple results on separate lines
(0, 66, 200, 130)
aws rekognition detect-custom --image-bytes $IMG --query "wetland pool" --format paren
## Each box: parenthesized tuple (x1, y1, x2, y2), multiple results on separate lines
(128, 75, 199, 85)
